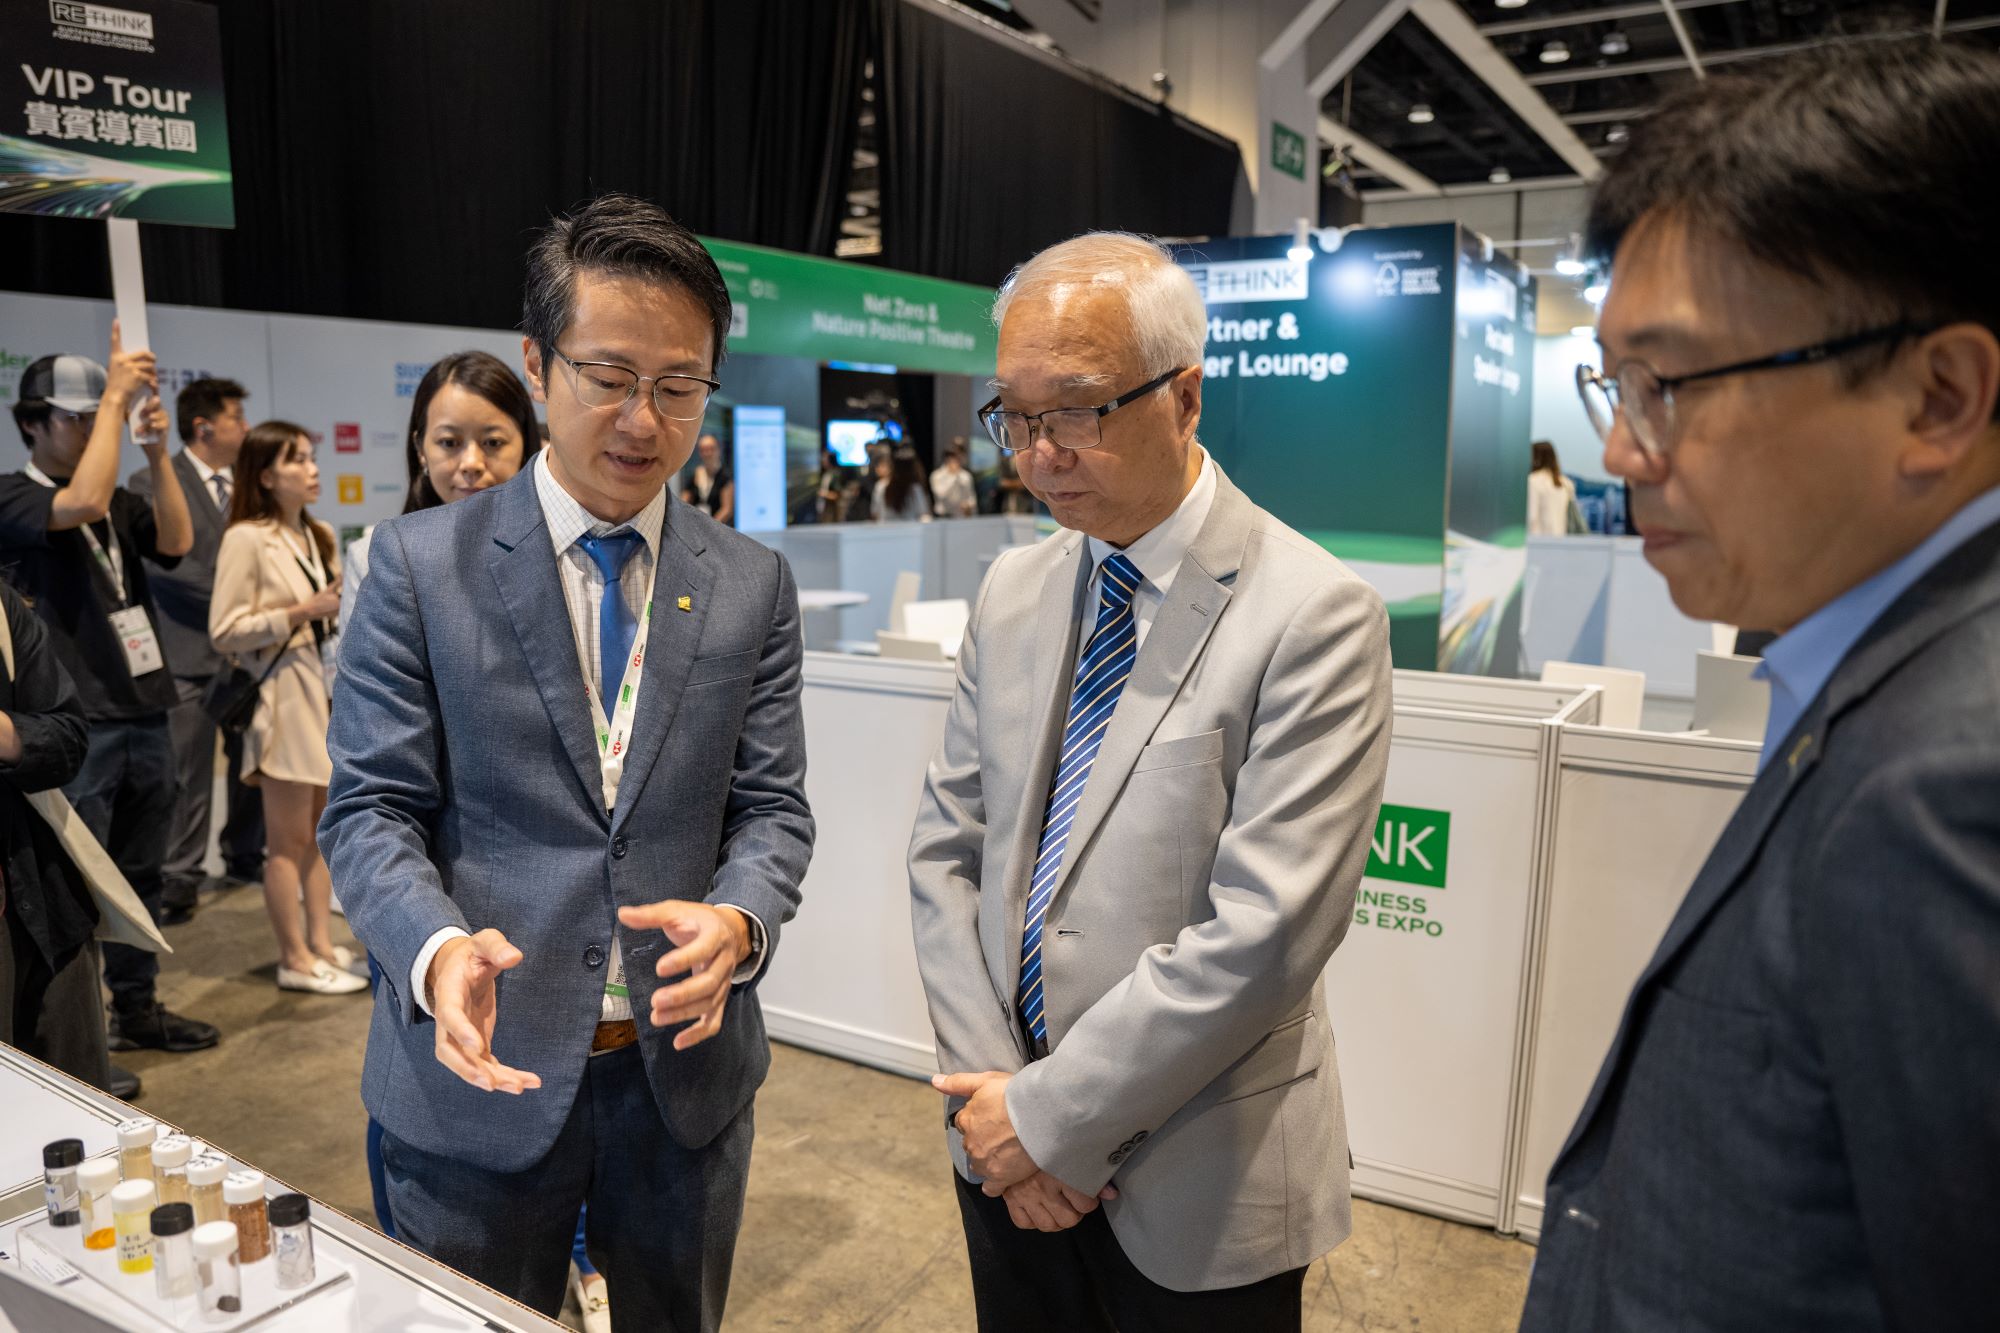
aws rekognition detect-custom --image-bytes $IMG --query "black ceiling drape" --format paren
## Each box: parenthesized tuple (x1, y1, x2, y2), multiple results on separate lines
(872, 0, 1242, 289)
(0, 0, 869, 330)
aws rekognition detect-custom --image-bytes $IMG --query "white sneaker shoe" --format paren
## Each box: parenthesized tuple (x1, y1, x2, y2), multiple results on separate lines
(277, 960, 369, 995)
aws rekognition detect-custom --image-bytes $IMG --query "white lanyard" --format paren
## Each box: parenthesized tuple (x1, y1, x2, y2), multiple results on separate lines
(25, 462, 125, 605)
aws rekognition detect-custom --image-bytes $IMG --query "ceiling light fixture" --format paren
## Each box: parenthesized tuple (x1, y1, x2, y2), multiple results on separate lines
(1605, 122, 1631, 144)
(1489, 165, 1513, 185)
(1495, 0, 1528, 8)
(1584, 281, 1609, 305)
(1570, 325, 1597, 338)
(1554, 232, 1587, 276)
(1288, 217, 1314, 264)
(1600, 31, 1631, 56)
(1540, 40, 1572, 64)
(1408, 102, 1435, 124)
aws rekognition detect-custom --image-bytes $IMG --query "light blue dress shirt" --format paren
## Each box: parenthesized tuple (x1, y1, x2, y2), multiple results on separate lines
(1757, 484, 2000, 770)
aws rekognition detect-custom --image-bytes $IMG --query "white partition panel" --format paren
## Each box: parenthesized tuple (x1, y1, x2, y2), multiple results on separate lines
(758, 653, 955, 1076)
(1510, 727, 1756, 1239)
(1522, 535, 1614, 674)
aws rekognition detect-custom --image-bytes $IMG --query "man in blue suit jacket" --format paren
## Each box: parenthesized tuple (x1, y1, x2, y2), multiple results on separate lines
(321, 194, 813, 1332)
(1525, 41, 2000, 1330)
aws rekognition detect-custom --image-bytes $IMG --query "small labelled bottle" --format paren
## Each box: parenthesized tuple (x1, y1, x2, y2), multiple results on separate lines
(116, 1117, 159, 1185)
(152, 1134, 194, 1207)
(78, 1157, 122, 1250)
(42, 1138, 83, 1227)
(151, 1203, 196, 1301)
(192, 1221, 241, 1322)
(187, 1153, 229, 1226)
(267, 1193, 314, 1290)
(224, 1171, 271, 1263)
(111, 1179, 158, 1275)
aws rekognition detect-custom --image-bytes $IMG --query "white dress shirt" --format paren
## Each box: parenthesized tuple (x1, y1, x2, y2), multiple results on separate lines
(186, 448, 232, 510)
(1076, 449, 1217, 660)
(411, 453, 766, 1026)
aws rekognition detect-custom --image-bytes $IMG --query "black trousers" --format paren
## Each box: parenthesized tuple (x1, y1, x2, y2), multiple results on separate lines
(65, 716, 176, 1015)
(953, 1171, 1306, 1332)
(0, 917, 110, 1089)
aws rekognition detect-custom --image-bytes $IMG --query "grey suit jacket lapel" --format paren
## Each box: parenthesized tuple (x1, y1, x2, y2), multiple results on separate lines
(487, 476, 604, 818)
(175, 451, 225, 540)
(1043, 473, 1250, 915)
(611, 497, 719, 832)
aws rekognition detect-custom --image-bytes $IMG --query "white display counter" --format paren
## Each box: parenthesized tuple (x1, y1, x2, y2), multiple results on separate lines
(0, 1047, 558, 1331)
(753, 518, 1040, 649)
(1507, 726, 1756, 1239)
(1523, 535, 1718, 697)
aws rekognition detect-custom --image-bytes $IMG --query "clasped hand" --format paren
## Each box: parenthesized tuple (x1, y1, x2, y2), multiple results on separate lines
(935, 1070, 1118, 1233)
(425, 903, 754, 1093)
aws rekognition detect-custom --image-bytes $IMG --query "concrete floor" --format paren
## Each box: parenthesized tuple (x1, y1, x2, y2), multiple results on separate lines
(120, 882, 1533, 1331)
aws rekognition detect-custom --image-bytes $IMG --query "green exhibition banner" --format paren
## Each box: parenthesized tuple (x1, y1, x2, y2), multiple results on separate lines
(1178, 224, 1534, 672)
(1, 0, 233, 227)
(702, 237, 995, 378)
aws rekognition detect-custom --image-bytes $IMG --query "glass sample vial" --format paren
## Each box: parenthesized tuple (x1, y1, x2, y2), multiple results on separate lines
(151, 1203, 196, 1300)
(152, 1134, 194, 1206)
(79, 1157, 122, 1250)
(42, 1138, 82, 1226)
(193, 1221, 241, 1322)
(268, 1193, 314, 1290)
(224, 1171, 270, 1263)
(117, 1117, 159, 1185)
(111, 1179, 158, 1274)
(187, 1153, 229, 1226)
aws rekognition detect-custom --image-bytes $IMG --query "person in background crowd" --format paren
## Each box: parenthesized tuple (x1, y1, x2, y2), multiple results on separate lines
(1527, 440, 1578, 537)
(338, 351, 541, 636)
(682, 430, 734, 524)
(873, 446, 931, 523)
(814, 447, 849, 525)
(911, 232, 1392, 1329)
(931, 442, 977, 518)
(129, 377, 263, 927)
(322, 192, 812, 1332)
(0, 330, 214, 1084)
(1525, 38, 2000, 1330)
(210, 422, 360, 997)
(0, 576, 109, 1093)
(995, 448, 1034, 514)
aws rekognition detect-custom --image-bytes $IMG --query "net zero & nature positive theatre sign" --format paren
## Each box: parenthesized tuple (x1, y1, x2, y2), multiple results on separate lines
(1, 0, 233, 227)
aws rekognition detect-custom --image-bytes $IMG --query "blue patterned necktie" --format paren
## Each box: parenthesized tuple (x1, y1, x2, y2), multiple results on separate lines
(574, 530, 645, 705)
(1019, 551, 1142, 1046)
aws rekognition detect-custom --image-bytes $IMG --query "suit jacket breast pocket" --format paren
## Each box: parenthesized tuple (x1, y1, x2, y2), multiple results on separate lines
(684, 649, 758, 688)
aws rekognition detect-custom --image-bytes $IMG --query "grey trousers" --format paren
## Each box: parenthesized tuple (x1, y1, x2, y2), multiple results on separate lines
(0, 916, 111, 1090)
(163, 674, 263, 899)
(379, 1043, 753, 1333)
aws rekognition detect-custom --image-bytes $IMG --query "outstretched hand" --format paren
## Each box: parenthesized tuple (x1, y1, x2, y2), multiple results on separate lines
(426, 928, 542, 1094)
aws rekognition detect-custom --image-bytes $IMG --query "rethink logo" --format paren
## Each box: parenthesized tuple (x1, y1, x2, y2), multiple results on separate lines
(51, 2, 156, 39)
(1366, 804, 1450, 889)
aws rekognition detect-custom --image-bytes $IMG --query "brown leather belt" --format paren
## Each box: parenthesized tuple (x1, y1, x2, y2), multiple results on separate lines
(592, 1020, 638, 1054)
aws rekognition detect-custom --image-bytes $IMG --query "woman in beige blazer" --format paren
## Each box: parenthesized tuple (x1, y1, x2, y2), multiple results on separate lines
(210, 421, 364, 996)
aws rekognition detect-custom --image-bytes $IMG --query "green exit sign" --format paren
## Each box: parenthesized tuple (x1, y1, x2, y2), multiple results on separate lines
(1270, 121, 1307, 181)
(1367, 804, 1450, 889)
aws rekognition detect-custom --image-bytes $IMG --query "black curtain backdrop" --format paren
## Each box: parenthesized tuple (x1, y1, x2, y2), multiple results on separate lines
(0, 0, 869, 330)
(872, 0, 1242, 289)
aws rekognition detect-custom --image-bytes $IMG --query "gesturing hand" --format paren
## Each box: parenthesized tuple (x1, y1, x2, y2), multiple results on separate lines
(617, 900, 753, 1051)
(934, 1070, 1037, 1190)
(426, 928, 542, 1094)
(1001, 1171, 1119, 1233)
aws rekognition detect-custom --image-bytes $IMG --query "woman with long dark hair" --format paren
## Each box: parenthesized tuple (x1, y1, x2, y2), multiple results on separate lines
(1528, 439, 1578, 536)
(210, 421, 360, 995)
(337, 351, 540, 633)
(872, 446, 932, 523)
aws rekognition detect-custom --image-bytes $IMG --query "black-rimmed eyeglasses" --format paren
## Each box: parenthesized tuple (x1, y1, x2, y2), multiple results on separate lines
(553, 347, 720, 423)
(1576, 322, 1935, 462)
(977, 366, 1188, 455)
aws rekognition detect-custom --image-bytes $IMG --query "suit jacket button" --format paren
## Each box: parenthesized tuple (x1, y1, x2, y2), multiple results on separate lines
(1132, 1131, 1148, 1144)
(584, 945, 606, 969)
(610, 837, 629, 860)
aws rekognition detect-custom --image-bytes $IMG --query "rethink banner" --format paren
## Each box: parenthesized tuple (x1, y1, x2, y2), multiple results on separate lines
(702, 238, 994, 379)
(0, 0, 234, 227)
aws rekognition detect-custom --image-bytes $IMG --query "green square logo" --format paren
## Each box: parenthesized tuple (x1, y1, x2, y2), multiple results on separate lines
(1367, 804, 1450, 889)
(1270, 122, 1308, 181)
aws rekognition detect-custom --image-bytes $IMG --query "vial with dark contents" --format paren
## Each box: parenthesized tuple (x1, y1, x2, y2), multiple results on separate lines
(42, 1139, 82, 1226)
(193, 1221, 241, 1322)
(224, 1171, 270, 1263)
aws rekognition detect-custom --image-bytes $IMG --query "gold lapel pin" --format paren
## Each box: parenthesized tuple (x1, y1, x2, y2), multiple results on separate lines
(677, 595, 693, 613)
(1787, 734, 1813, 771)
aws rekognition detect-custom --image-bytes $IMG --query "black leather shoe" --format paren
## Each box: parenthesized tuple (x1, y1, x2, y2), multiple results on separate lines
(160, 879, 199, 924)
(109, 1004, 220, 1053)
(106, 1064, 142, 1100)
(223, 861, 264, 886)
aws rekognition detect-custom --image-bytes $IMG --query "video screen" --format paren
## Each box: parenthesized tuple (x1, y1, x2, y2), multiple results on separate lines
(826, 418, 897, 467)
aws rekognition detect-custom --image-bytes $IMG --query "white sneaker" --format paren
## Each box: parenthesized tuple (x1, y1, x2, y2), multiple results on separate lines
(277, 960, 369, 995)
(327, 945, 368, 977)
(574, 1270, 610, 1333)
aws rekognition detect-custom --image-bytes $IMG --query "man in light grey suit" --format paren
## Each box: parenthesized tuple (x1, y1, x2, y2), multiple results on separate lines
(910, 232, 1393, 1330)
(128, 377, 262, 920)
(321, 194, 813, 1332)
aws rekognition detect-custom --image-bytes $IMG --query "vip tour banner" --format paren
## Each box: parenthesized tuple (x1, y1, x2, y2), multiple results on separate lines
(1, 0, 234, 228)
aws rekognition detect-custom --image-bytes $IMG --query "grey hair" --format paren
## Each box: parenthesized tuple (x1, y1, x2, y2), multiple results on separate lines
(991, 232, 1207, 380)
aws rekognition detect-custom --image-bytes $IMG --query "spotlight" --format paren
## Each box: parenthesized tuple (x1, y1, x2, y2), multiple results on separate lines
(1584, 281, 1609, 305)
(1495, 0, 1528, 8)
(1605, 122, 1631, 145)
(1554, 232, 1586, 276)
(1287, 216, 1313, 264)
(1488, 165, 1512, 185)
(1600, 31, 1631, 56)
(1570, 325, 1597, 338)
(1540, 40, 1571, 64)
(1408, 102, 1435, 125)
